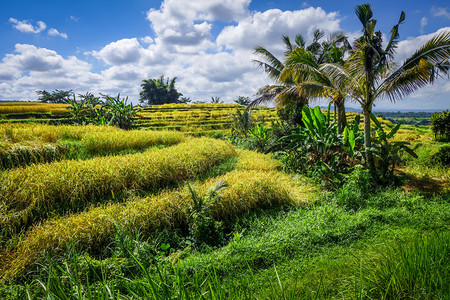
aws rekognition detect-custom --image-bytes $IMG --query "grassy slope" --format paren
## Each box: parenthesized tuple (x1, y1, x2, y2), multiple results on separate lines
(0, 119, 448, 299)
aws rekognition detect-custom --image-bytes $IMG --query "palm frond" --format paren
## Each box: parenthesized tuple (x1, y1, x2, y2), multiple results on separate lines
(379, 31, 450, 101)
(384, 11, 405, 58)
(248, 85, 285, 108)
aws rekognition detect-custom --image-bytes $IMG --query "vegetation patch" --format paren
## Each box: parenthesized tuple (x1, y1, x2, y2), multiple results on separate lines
(0, 138, 235, 236)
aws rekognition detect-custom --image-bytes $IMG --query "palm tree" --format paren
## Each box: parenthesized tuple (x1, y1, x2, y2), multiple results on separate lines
(280, 38, 350, 133)
(252, 30, 349, 128)
(139, 75, 182, 105)
(345, 4, 450, 176)
(251, 33, 307, 111)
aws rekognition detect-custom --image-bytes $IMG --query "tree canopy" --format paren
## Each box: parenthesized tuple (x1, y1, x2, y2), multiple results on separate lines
(36, 89, 73, 103)
(139, 76, 182, 105)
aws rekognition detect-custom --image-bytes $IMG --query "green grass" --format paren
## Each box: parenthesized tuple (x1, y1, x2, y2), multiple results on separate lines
(1, 185, 447, 299)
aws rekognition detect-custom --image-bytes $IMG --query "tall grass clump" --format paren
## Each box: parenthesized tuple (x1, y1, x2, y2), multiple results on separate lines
(0, 169, 314, 280)
(360, 231, 449, 299)
(0, 138, 235, 235)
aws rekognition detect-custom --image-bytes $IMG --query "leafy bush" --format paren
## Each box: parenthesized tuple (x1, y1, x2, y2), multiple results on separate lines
(370, 114, 417, 183)
(334, 166, 372, 211)
(66, 94, 138, 130)
(275, 105, 359, 187)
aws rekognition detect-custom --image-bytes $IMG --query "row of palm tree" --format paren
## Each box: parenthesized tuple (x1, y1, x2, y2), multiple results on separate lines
(252, 3, 450, 177)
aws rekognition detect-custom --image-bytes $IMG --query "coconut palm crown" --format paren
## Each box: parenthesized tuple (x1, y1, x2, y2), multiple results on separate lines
(344, 3, 450, 176)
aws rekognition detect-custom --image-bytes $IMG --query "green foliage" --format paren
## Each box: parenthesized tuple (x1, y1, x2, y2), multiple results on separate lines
(370, 114, 418, 182)
(431, 145, 450, 166)
(362, 232, 449, 299)
(103, 94, 137, 130)
(276, 105, 353, 187)
(66, 93, 137, 130)
(248, 123, 272, 153)
(187, 180, 228, 247)
(139, 76, 182, 105)
(210, 96, 223, 104)
(234, 96, 251, 106)
(334, 166, 372, 211)
(276, 101, 304, 127)
(229, 108, 253, 137)
(36, 89, 73, 103)
(431, 109, 450, 141)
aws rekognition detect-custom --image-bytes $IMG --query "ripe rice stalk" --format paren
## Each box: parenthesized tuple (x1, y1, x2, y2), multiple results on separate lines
(0, 138, 235, 234)
(0, 169, 316, 280)
(81, 130, 185, 154)
(235, 149, 282, 171)
(0, 144, 79, 170)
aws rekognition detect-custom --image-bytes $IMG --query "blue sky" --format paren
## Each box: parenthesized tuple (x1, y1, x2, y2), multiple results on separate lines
(1, 0, 449, 111)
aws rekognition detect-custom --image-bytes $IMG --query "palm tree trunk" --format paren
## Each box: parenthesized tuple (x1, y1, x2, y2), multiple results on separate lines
(363, 107, 376, 178)
(336, 100, 347, 134)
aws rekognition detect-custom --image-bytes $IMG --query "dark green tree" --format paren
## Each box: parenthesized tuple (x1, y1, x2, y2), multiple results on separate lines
(234, 96, 251, 106)
(139, 76, 182, 105)
(36, 89, 73, 103)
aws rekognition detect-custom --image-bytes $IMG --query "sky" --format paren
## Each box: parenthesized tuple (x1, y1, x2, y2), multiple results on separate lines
(1, 0, 449, 111)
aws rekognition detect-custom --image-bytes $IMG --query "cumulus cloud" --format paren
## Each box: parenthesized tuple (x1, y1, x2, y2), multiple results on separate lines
(9, 18, 46, 33)
(92, 38, 144, 65)
(431, 6, 450, 19)
(217, 7, 341, 52)
(0, 44, 103, 100)
(146, 0, 250, 46)
(396, 27, 450, 63)
(48, 28, 68, 39)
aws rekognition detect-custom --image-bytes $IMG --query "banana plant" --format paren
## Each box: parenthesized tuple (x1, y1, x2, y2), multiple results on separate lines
(342, 114, 364, 160)
(369, 114, 418, 181)
(104, 94, 138, 130)
(275, 104, 346, 186)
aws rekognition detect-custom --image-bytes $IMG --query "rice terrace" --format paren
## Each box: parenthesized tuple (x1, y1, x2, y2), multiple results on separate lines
(0, 1, 449, 299)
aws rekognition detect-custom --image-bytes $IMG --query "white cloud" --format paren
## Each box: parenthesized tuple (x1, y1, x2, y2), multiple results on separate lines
(431, 6, 450, 19)
(396, 27, 450, 63)
(48, 28, 68, 39)
(146, 0, 250, 46)
(217, 7, 341, 52)
(92, 38, 144, 65)
(420, 17, 427, 34)
(9, 18, 46, 34)
(70, 16, 79, 22)
(0, 44, 103, 100)
(140, 36, 154, 44)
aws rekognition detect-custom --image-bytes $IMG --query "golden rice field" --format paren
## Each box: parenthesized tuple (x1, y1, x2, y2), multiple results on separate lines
(0, 123, 318, 281)
(0, 102, 279, 136)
